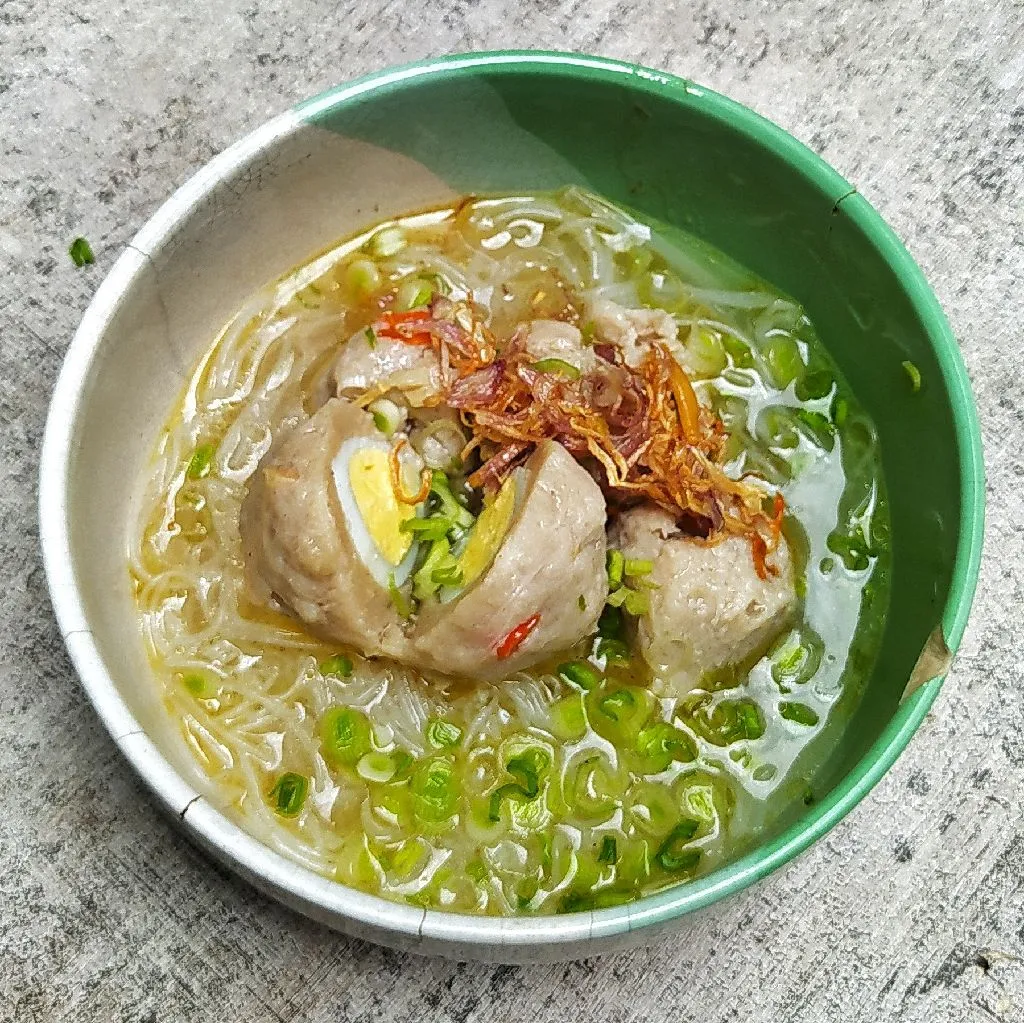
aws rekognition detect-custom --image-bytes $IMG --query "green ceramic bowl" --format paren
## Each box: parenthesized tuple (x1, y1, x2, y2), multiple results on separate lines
(41, 51, 984, 962)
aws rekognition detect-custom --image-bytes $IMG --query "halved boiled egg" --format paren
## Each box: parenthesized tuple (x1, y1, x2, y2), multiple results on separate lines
(454, 470, 521, 590)
(332, 437, 421, 588)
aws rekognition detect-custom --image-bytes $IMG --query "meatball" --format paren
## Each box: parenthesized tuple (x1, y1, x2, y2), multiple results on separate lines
(331, 327, 442, 406)
(240, 398, 415, 660)
(612, 504, 796, 697)
(414, 441, 608, 679)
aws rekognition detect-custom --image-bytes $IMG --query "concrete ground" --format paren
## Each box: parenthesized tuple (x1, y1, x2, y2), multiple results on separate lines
(2, 1, 1022, 1020)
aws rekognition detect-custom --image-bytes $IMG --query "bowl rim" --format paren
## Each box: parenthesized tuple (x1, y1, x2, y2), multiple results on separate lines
(39, 49, 985, 951)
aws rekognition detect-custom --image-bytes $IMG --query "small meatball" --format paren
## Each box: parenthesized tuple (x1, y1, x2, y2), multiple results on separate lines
(414, 441, 608, 679)
(588, 297, 680, 368)
(240, 398, 414, 659)
(522, 319, 598, 375)
(612, 505, 796, 697)
(331, 327, 442, 405)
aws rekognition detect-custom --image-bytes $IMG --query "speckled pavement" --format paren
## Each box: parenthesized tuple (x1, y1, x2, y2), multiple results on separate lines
(2, 2, 1022, 1020)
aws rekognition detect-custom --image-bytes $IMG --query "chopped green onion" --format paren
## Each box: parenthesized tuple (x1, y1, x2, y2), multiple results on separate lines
(388, 574, 415, 619)
(771, 628, 824, 688)
(794, 409, 836, 451)
(686, 327, 727, 378)
(426, 718, 463, 749)
(368, 225, 405, 258)
(432, 565, 463, 587)
(181, 669, 219, 699)
(765, 335, 804, 388)
(795, 369, 835, 401)
(465, 860, 488, 883)
(598, 604, 625, 639)
(364, 325, 377, 348)
(319, 653, 353, 678)
(186, 443, 216, 480)
(356, 751, 398, 783)
(269, 772, 308, 817)
(532, 357, 581, 380)
(550, 694, 587, 741)
(368, 398, 407, 438)
(506, 748, 550, 798)
(390, 750, 416, 781)
(737, 702, 765, 740)
(400, 516, 451, 542)
(411, 756, 458, 823)
(429, 471, 475, 529)
(833, 396, 849, 427)
(580, 320, 596, 343)
(655, 819, 702, 872)
(396, 277, 434, 311)
(413, 537, 461, 602)
(488, 782, 529, 822)
(622, 589, 649, 616)
(596, 637, 631, 665)
(565, 753, 621, 822)
(623, 558, 653, 577)
(487, 747, 550, 821)
(606, 587, 627, 608)
(597, 835, 618, 864)
(346, 257, 381, 296)
(557, 660, 602, 691)
(598, 688, 637, 722)
(69, 236, 95, 267)
(902, 360, 922, 393)
(606, 548, 625, 590)
(635, 722, 696, 773)
(686, 697, 765, 746)
(722, 334, 755, 369)
(320, 706, 372, 767)
(577, 594, 586, 611)
(779, 701, 820, 726)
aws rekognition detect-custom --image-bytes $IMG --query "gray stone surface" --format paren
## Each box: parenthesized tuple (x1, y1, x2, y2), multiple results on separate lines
(2, 0, 1022, 1019)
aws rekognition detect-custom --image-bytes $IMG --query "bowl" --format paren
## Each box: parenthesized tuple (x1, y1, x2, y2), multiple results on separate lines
(40, 51, 984, 962)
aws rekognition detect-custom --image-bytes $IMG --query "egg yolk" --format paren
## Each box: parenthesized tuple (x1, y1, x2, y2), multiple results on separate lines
(348, 448, 416, 565)
(457, 474, 517, 588)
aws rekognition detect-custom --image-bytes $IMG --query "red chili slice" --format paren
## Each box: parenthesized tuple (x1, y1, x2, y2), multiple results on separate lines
(495, 613, 541, 659)
(375, 309, 433, 344)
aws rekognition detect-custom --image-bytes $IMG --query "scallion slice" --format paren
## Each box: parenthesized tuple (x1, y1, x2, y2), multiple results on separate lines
(320, 706, 372, 767)
(269, 772, 308, 817)
(597, 835, 618, 864)
(557, 660, 602, 691)
(606, 549, 625, 590)
(319, 653, 353, 678)
(356, 751, 398, 783)
(426, 718, 463, 749)
(186, 443, 216, 480)
(388, 574, 415, 619)
(69, 236, 95, 267)
(655, 819, 701, 871)
(532, 357, 581, 380)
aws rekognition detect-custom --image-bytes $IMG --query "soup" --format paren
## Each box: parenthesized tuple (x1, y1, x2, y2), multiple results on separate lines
(131, 188, 889, 914)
